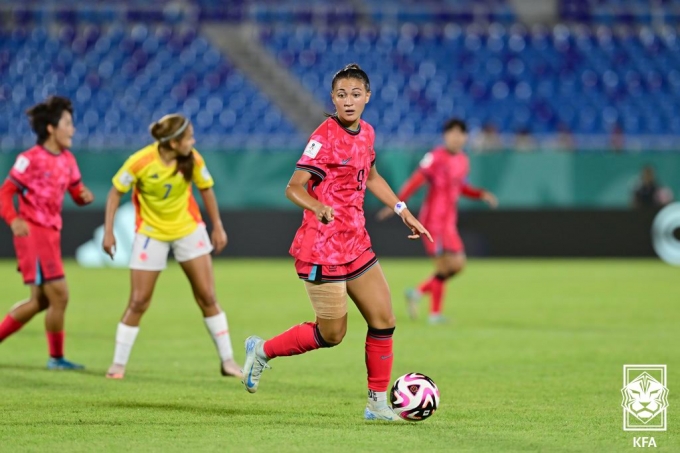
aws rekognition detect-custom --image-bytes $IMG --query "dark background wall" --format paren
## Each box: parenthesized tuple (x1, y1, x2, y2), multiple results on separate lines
(0, 209, 660, 259)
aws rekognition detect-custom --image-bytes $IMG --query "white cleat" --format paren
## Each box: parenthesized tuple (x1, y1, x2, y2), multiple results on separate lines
(106, 363, 125, 380)
(428, 314, 450, 325)
(405, 288, 422, 320)
(364, 404, 402, 421)
(242, 335, 270, 393)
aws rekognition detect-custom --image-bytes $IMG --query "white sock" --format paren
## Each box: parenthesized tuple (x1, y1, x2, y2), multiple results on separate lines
(204, 311, 234, 361)
(368, 390, 388, 408)
(113, 322, 140, 366)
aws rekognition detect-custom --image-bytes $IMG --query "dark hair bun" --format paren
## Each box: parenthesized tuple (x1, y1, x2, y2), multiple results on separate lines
(149, 122, 162, 140)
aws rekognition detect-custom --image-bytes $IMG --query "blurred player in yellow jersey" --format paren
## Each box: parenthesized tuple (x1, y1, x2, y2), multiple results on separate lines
(102, 113, 242, 379)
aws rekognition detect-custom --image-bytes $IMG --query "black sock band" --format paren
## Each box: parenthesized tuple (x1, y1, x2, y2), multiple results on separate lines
(367, 326, 395, 339)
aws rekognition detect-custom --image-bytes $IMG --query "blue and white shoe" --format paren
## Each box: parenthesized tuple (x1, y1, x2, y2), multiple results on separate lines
(364, 404, 402, 421)
(242, 335, 270, 393)
(428, 314, 450, 325)
(47, 357, 85, 370)
(405, 288, 422, 320)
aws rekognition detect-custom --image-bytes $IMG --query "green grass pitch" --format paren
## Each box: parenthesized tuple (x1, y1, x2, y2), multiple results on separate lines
(0, 258, 678, 452)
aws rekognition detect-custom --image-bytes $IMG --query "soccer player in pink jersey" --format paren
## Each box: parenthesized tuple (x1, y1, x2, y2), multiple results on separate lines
(241, 64, 432, 421)
(378, 119, 498, 324)
(0, 96, 94, 369)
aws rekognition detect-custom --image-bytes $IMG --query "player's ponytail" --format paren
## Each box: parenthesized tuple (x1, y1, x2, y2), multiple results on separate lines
(325, 63, 371, 118)
(149, 114, 194, 182)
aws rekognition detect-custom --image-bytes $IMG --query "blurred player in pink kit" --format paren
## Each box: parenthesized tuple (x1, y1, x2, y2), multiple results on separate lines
(241, 64, 432, 421)
(379, 119, 497, 324)
(0, 96, 94, 369)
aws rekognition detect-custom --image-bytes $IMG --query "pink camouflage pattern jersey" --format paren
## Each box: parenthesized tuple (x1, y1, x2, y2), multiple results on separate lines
(7, 145, 85, 230)
(417, 146, 471, 235)
(289, 116, 376, 266)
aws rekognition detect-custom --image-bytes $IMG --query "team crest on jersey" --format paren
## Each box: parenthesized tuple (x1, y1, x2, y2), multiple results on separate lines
(118, 171, 134, 187)
(419, 152, 434, 169)
(13, 156, 30, 173)
(303, 140, 322, 158)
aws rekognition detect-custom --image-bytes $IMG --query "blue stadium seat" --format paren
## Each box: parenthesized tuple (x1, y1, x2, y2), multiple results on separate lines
(0, 23, 300, 151)
(257, 22, 680, 144)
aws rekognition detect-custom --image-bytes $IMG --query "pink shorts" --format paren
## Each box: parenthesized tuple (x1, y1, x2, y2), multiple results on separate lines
(295, 248, 378, 282)
(423, 227, 464, 257)
(13, 222, 64, 285)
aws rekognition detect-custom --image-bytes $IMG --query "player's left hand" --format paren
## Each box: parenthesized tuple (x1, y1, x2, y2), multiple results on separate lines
(211, 226, 228, 254)
(482, 191, 498, 209)
(79, 186, 94, 205)
(400, 209, 433, 242)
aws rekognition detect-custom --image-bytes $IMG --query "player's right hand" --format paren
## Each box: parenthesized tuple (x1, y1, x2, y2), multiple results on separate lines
(376, 207, 395, 221)
(102, 232, 116, 259)
(10, 218, 29, 237)
(314, 205, 334, 224)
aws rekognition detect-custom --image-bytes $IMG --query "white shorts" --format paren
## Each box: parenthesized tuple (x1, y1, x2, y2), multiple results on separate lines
(129, 224, 213, 271)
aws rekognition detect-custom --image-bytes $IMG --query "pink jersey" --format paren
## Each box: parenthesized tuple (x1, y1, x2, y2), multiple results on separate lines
(290, 117, 376, 265)
(418, 147, 470, 232)
(7, 145, 82, 231)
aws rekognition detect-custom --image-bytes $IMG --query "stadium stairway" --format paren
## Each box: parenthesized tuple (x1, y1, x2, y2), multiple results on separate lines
(202, 23, 326, 136)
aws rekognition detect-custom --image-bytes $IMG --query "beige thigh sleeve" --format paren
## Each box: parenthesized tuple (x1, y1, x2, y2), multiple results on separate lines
(304, 281, 348, 319)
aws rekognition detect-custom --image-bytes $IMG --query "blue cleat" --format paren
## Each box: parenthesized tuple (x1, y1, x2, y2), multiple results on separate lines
(242, 335, 270, 393)
(47, 357, 85, 370)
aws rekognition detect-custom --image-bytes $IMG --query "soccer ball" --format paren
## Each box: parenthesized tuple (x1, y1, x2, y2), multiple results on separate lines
(390, 372, 440, 421)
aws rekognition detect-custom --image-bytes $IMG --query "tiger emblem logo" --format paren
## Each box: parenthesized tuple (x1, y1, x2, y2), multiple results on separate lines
(621, 371, 669, 424)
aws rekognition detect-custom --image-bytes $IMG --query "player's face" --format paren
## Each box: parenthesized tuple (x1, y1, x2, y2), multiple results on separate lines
(443, 127, 467, 153)
(331, 78, 371, 129)
(172, 124, 196, 157)
(49, 111, 75, 150)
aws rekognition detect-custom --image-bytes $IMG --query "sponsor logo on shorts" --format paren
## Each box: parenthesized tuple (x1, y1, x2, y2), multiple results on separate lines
(139, 252, 148, 262)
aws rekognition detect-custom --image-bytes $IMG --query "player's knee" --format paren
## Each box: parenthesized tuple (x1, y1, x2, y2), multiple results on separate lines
(383, 314, 397, 329)
(46, 288, 69, 309)
(449, 264, 464, 275)
(319, 323, 346, 346)
(129, 293, 152, 314)
(37, 294, 50, 311)
(195, 290, 217, 310)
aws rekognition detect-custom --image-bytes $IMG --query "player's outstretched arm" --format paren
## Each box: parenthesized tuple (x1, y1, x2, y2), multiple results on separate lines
(102, 187, 123, 259)
(461, 183, 498, 208)
(199, 187, 227, 254)
(68, 184, 94, 206)
(285, 170, 334, 224)
(366, 166, 432, 242)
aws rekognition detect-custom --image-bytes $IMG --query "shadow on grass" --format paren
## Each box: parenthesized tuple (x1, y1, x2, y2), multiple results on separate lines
(0, 362, 103, 377)
(104, 400, 276, 417)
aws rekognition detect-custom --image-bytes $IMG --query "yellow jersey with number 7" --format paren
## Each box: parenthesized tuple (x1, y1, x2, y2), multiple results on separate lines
(112, 143, 214, 241)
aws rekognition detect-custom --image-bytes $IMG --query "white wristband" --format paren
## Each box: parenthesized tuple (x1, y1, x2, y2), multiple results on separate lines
(394, 201, 407, 215)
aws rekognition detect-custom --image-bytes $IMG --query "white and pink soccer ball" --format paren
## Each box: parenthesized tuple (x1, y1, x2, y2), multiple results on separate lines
(390, 373, 440, 421)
